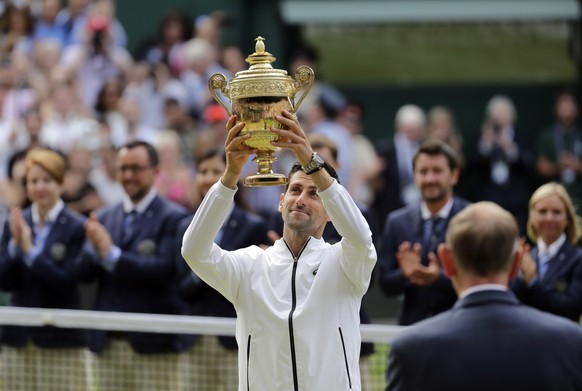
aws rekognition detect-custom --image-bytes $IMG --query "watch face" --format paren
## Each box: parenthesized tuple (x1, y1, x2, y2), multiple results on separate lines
(305, 152, 325, 174)
(313, 152, 325, 165)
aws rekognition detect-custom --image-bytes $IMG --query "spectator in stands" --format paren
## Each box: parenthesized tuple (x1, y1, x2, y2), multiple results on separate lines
(379, 139, 470, 325)
(56, 0, 90, 47)
(76, 140, 188, 391)
(154, 129, 198, 210)
(426, 105, 465, 170)
(181, 111, 375, 390)
(123, 61, 188, 130)
(62, 143, 102, 216)
(0, 3, 34, 56)
(535, 89, 582, 213)
(94, 78, 129, 147)
(220, 45, 246, 76)
(372, 104, 426, 229)
(470, 95, 534, 234)
(0, 148, 90, 391)
(66, 0, 127, 48)
(32, 0, 68, 48)
(179, 37, 229, 118)
(386, 202, 582, 391)
(117, 96, 159, 144)
(178, 147, 270, 391)
(60, 5, 132, 108)
(39, 80, 99, 153)
(510, 182, 582, 322)
(87, 141, 124, 206)
(337, 102, 382, 206)
(137, 9, 192, 76)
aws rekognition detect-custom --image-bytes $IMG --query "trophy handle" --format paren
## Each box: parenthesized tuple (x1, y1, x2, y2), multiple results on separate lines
(208, 73, 232, 116)
(292, 65, 315, 112)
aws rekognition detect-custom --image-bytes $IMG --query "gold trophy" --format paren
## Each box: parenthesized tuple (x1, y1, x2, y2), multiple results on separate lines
(208, 36, 315, 186)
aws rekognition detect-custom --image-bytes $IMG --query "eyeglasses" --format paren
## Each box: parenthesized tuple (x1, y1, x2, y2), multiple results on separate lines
(116, 165, 153, 174)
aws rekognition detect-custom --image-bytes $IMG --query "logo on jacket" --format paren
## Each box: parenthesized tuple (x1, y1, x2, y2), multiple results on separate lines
(136, 239, 157, 256)
(555, 279, 568, 293)
(50, 243, 67, 261)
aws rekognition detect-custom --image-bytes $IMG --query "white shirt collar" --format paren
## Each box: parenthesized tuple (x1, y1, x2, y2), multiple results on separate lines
(122, 188, 158, 214)
(537, 233, 566, 261)
(459, 283, 507, 299)
(32, 199, 64, 225)
(420, 197, 454, 220)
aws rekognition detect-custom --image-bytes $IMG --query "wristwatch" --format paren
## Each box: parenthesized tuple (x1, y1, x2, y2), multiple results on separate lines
(302, 152, 325, 175)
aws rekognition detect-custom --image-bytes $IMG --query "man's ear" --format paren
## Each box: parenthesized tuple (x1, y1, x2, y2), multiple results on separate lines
(437, 243, 456, 278)
(278, 193, 284, 213)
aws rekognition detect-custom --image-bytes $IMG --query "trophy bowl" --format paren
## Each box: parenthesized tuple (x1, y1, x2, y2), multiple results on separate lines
(208, 37, 315, 187)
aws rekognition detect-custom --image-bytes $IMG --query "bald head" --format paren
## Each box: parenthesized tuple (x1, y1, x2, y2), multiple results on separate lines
(446, 202, 519, 277)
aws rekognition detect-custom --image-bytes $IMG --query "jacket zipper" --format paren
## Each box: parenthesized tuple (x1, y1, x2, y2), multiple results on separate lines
(284, 238, 310, 391)
(246, 334, 251, 391)
(339, 327, 352, 389)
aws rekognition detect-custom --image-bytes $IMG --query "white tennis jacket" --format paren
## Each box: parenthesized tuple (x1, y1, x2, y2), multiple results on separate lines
(182, 179, 377, 391)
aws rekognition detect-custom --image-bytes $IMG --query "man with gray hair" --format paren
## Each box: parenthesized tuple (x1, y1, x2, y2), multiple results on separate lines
(386, 201, 582, 391)
(373, 104, 426, 227)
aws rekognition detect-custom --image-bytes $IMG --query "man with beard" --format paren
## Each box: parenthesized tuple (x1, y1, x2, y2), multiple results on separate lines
(77, 140, 188, 390)
(181, 111, 376, 391)
(378, 139, 470, 326)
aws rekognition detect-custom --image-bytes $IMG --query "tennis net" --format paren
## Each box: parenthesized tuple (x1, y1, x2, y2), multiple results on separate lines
(0, 306, 403, 390)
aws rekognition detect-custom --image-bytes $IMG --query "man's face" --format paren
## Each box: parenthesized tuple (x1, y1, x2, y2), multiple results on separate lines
(279, 171, 329, 235)
(414, 153, 458, 203)
(555, 95, 578, 125)
(197, 155, 225, 199)
(116, 146, 158, 203)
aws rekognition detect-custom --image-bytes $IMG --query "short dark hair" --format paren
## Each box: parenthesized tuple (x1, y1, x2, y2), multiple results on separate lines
(120, 140, 159, 167)
(285, 160, 339, 190)
(308, 134, 339, 162)
(195, 146, 225, 167)
(413, 139, 459, 172)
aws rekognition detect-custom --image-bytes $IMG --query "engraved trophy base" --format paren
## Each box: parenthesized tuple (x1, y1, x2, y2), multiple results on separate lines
(244, 173, 287, 187)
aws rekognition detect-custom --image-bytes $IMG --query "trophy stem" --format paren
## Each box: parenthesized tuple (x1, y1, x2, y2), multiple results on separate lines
(243, 151, 287, 187)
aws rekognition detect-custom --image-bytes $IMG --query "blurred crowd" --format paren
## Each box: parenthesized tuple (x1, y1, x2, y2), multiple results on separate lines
(0, 0, 582, 389)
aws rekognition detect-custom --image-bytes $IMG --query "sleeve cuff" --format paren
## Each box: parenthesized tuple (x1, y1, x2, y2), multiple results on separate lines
(101, 246, 122, 272)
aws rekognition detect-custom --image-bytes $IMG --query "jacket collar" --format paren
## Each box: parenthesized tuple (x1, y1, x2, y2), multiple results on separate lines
(454, 289, 520, 310)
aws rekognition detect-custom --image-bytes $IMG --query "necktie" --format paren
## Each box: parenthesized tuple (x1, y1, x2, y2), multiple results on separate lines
(123, 210, 138, 241)
(423, 217, 443, 257)
(538, 251, 552, 280)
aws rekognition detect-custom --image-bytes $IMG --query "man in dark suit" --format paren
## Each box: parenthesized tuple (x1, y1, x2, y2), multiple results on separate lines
(77, 140, 188, 391)
(386, 201, 582, 391)
(379, 139, 470, 325)
(178, 147, 270, 391)
(372, 104, 426, 227)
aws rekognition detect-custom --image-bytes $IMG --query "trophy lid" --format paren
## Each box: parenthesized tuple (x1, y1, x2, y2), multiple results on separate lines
(228, 37, 298, 100)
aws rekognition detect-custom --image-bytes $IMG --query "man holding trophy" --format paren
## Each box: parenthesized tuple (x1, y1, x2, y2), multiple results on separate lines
(181, 35, 376, 391)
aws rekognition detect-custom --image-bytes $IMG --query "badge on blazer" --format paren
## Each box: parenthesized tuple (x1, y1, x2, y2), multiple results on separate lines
(136, 239, 157, 256)
(554, 279, 568, 293)
(50, 243, 67, 261)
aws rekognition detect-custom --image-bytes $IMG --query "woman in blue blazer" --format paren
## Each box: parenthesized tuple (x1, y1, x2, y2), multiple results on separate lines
(0, 149, 89, 390)
(511, 182, 582, 322)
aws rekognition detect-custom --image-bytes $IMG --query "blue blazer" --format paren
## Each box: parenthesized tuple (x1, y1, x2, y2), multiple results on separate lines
(179, 205, 270, 350)
(510, 241, 582, 322)
(386, 290, 582, 391)
(76, 195, 188, 354)
(379, 197, 470, 325)
(0, 205, 87, 348)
